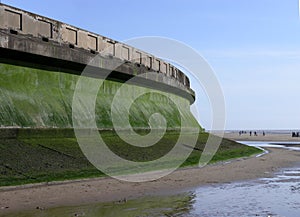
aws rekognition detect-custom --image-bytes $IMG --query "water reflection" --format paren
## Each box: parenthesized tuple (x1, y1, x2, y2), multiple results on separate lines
(190, 167, 300, 217)
(239, 141, 300, 152)
(6, 167, 300, 217)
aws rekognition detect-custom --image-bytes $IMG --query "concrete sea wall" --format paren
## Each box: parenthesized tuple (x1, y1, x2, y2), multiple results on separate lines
(0, 3, 194, 99)
(0, 63, 200, 129)
(0, 4, 200, 130)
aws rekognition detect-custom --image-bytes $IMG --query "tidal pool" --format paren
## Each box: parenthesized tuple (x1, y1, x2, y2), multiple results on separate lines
(189, 167, 300, 217)
(3, 166, 300, 217)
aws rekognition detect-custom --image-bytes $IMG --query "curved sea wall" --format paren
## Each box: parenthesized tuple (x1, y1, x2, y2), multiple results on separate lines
(0, 4, 200, 130)
(0, 63, 200, 129)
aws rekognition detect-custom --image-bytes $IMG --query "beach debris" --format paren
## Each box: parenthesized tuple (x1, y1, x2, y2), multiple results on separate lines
(115, 198, 127, 204)
(290, 184, 300, 192)
(36, 206, 45, 210)
(74, 212, 85, 216)
(0, 206, 9, 209)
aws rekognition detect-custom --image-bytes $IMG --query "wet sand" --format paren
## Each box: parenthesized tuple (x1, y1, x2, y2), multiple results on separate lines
(0, 146, 299, 215)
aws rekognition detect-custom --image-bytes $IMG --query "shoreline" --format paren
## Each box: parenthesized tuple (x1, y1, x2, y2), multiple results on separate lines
(1, 147, 299, 215)
(220, 132, 300, 142)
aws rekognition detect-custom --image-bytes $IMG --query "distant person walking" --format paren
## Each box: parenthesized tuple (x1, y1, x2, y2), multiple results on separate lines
(263, 131, 265, 136)
(250, 131, 252, 136)
(254, 131, 257, 136)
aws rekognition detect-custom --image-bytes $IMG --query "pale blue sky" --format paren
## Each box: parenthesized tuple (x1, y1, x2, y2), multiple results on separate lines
(2, 0, 300, 130)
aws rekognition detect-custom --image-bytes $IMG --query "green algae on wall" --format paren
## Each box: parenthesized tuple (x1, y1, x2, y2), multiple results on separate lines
(0, 63, 200, 130)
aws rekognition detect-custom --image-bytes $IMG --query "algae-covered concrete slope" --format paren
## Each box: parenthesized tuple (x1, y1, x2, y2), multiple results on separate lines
(0, 129, 261, 186)
(0, 63, 200, 129)
(0, 3, 200, 130)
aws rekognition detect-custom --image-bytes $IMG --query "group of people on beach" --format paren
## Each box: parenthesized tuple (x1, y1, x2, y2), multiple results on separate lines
(292, 132, 300, 137)
(238, 131, 265, 136)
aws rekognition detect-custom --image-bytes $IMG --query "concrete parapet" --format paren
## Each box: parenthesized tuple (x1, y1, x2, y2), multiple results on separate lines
(0, 3, 195, 103)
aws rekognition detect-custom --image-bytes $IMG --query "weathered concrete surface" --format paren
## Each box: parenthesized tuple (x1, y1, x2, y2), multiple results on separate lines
(0, 4, 201, 129)
(0, 30, 195, 104)
(0, 3, 195, 104)
(0, 63, 200, 129)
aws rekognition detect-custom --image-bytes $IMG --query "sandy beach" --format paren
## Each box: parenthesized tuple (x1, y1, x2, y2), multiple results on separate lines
(221, 131, 300, 142)
(0, 146, 299, 215)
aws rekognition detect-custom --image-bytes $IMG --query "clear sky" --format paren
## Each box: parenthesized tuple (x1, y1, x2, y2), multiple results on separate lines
(2, 0, 300, 130)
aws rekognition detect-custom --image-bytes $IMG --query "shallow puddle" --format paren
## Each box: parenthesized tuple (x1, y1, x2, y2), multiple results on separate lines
(189, 167, 300, 217)
(3, 166, 299, 217)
